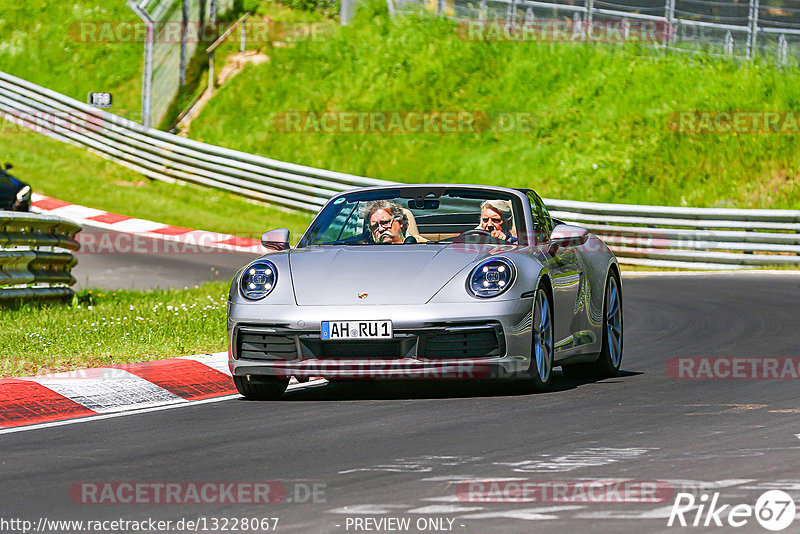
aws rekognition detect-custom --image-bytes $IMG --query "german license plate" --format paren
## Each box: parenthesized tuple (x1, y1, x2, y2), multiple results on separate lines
(320, 320, 393, 340)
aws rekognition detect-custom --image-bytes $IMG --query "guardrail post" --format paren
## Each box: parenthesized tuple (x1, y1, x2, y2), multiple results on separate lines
(725, 31, 734, 55)
(507, 0, 517, 26)
(341, 0, 355, 24)
(208, 51, 215, 92)
(586, 0, 594, 38)
(524, 7, 535, 28)
(127, 1, 154, 129)
(180, 0, 188, 86)
(664, 0, 675, 48)
(747, 0, 760, 59)
(778, 33, 787, 66)
(573, 13, 584, 41)
(240, 18, 247, 52)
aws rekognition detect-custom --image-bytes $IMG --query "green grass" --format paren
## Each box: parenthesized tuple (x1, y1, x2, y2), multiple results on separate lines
(0, 132, 313, 238)
(188, 2, 800, 209)
(0, 282, 230, 378)
(0, 1, 144, 117)
(0, 0, 318, 239)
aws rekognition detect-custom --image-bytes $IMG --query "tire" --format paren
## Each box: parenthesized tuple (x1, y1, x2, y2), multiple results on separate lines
(233, 375, 289, 400)
(562, 271, 623, 379)
(527, 283, 554, 392)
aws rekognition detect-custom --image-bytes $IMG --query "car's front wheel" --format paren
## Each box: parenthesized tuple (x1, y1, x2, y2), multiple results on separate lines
(233, 375, 289, 400)
(562, 271, 623, 379)
(528, 284, 554, 392)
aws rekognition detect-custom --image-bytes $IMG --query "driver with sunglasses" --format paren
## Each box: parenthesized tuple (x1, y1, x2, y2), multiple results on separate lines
(363, 200, 412, 244)
(477, 200, 518, 243)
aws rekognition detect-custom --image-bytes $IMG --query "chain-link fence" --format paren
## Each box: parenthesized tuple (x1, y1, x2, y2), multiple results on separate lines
(127, 0, 234, 129)
(394, 0, 800, 65)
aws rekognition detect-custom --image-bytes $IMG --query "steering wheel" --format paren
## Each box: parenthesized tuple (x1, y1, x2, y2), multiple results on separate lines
(460, 228, 492, 237)
(452, 228, 504, 243)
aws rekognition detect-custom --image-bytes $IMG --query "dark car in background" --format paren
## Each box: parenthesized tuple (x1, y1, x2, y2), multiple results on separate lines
(0, 163, 32, 212)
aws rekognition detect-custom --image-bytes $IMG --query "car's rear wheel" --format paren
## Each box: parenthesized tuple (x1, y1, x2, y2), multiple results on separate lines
(528, 284, 554, 391)
(562, 271, 623, 379)
(233, 375, 289, 400)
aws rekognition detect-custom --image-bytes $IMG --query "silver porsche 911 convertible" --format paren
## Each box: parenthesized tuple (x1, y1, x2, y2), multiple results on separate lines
(227, 184, 623, 400)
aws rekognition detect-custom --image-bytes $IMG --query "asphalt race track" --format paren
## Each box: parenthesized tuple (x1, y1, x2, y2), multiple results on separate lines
(71, 233, 261, 290)
(3, 273, 800, 533)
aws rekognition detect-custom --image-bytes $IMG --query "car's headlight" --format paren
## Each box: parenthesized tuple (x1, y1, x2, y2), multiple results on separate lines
(467, 257, 515, 298)
(240, 260, 277, 300)
(16, 185, 31, 203)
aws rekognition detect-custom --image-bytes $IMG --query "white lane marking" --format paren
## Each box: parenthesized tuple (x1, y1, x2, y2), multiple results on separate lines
(340, 456, 483, 474)
(339, 465, 434, 474)
(328, 505, 409, 514)
(421, 476, 527, 483)
(460, 505, 584, 520)
(665, 479, 754, 491)
(575, 505, 677, 519)
(0, 378, 325, 435)
(22, 368, 181, 413)
(420, 496, 463, 503)
(494, 447, 655, 473)
(623, 269, 800, 278)
(741, 481, 800, 491)
(178, 352, 231, 376)
(407, 505, 484, 514)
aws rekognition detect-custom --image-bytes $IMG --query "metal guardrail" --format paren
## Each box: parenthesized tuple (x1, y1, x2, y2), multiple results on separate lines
(0, 71, 388, 213)
(1, 70, 798, 270)
(545, 198, 800, 269)
(0, 212, 81, 301)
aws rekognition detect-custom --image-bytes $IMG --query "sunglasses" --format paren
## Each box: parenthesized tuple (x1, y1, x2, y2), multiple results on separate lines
(369, 216, 400, 231)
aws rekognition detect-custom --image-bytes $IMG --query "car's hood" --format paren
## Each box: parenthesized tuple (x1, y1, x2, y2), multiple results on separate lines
(289, 244, 487, 305)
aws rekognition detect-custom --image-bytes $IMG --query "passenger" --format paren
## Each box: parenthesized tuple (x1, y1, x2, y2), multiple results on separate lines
(478, 200, 518, 243)
(363, 200, 410, 244)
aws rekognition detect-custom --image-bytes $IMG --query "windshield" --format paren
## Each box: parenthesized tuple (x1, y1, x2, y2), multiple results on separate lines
(298, 188, 524, 247)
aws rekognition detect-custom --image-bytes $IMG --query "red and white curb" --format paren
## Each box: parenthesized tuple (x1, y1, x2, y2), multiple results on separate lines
(31, 193, 264, 254)
(0, 353, 323, 433)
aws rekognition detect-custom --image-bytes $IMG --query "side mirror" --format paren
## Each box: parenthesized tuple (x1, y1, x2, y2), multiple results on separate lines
(261, 228, 290, 251)
(549, 224, 589, 252)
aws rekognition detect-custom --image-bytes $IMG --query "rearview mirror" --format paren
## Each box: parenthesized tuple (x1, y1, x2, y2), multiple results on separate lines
(549, 224, 589, 251)
(261, 228, 290, 251)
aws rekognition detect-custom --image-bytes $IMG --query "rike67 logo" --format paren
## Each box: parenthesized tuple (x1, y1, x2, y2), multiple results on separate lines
(668, 490, 796, 531)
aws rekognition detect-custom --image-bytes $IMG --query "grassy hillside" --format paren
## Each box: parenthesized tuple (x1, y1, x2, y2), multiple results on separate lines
(189, 2, 800, 208)
(0, 1, 315, 237)
(0, 2, 144, 116)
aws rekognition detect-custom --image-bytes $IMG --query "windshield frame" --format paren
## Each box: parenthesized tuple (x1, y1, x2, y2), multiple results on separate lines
(296, 186, 531, 248)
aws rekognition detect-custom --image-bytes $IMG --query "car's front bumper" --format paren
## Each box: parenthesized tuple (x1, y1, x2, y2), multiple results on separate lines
(228, 299, 535, 380)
